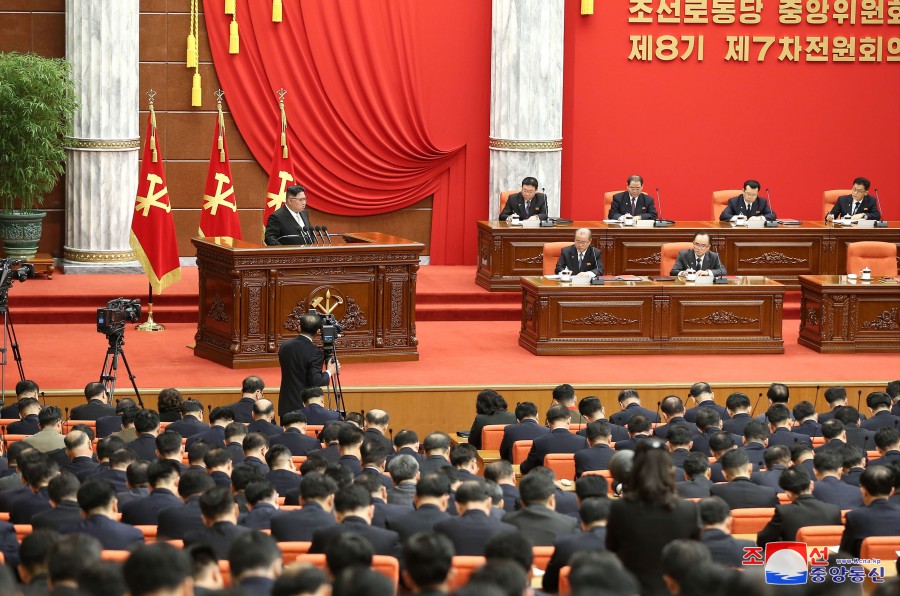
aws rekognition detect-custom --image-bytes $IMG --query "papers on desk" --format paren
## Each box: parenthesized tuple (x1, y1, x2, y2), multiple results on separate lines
(777, 219, 802, 225)
(603, 219, 622, 224)
(615, 275, 643, 281)
(545, 274, 560, 280)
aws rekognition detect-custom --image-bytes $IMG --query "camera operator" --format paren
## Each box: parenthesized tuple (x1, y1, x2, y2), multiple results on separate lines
(277, 313, 337, 419)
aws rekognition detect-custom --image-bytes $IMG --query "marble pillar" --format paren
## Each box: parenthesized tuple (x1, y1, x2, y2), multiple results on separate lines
(63, 0, 141, 272)
(489, 0, 565, 220)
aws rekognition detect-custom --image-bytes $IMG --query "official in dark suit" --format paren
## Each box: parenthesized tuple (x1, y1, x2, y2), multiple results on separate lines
(70, 383, 116, 421)
(278, 313, 336, 418)
(7, 411, 40, 435)
(264, 185, 314, 245)
(166, 400, 210, 438)
(298, 387, 343, 425)
(839, 465, 900, 556)
(270, 473, 337, 542)
(811, 451, 864, 509)
(503, 473, 579, 545)
(0, 379, 40, 419)
(31, 472, 83, 531)
(60, 478, 144, 550)
(575, 420, 617, 477)
(434, 481, 517, 556)
(269, 412, 321, 456)
(238, 485, 280, 531)
(721, 394, 753, 436)
(608, 175, 658, 220)
(654, 397, 699, 439)
(698, 496, 756, 568)
(684, 382, 730, 423)
(498, 176, 548, 221)
(157, 470, 215, 540)
(758, 467, 842, 546)
(120, 460, 183, 525)
(385, 473, 452, 542)
(862, 393, 900, 431)
(710, 449, 778, 509)
(308, 484, 401, 557)
(554, 228, 603, 276)
(186, 408, 234, 450)
(610, 389, 660, 426)
(750, 452, 789, 490)
(719, 180, 776, 221)
(183, 486, 252, 559)
(826, 177, 881, 221)
(499, 402, 550, 462)
(519, 405, 589, 474)
(542, 497, 609, 593)
(670, 232, 727, 277)
(677, 453, 714, 498)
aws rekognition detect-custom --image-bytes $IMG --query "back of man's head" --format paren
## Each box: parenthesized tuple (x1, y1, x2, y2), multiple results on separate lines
(683, 451, 710, 479)
(423, 432, 450, 453)
(792, 400, 817, 421)
(546, 404, 571, 425)
(155, 430, 183, 457)
(575, 475, 607, 500)
(778, 467, 811, 494)
(450, 443, 478, 468)
(766, 404, 792, 426)
(874, 427, 900, 451)
(148, 459, 181, 487)
(767, 383, 790, 404)
(661, 539, 712, 585)
(402, 532, 454, 591)
(300, 472, 338, 502)
(20, 529, 60, 581)
(415, 472, 452, 499)
(579, 496, 610, 526)
(569, 551, 639, 595)
(763, 445, 791, 469)
(577, 397, 603, 419)
(387, 453, 418, 483)
(627, 414, 650, 435)
(553, 384, 576, 405)
(225, 421, 248, 443)
(484, 531, 533, 574)
(825, 386, 848, 405)
(300, 386, 324, 404)
(813, 450, 843, 474)
(199, 486, 235, 520)
(361, 438, 390, 467)
(860, 465, 894, 498)
(720, 448, 750, 475)
(454, 480, 489, 505)
(47, 472, 79, 505)
(821, 418, 845, 440)
(698, 496, 731, 527)
(695, 408, 722, 431)
(48, 533, 102, 585)
(666, 425, 692, 448)
(743, 420, 769, 444)
(689, 382, 712, 399)
(178, 469, 216, 499)
(617, 388, 639, 404)
(228, 530, 280, 578)
(38, 405, 62, 429)
(660, 396, 685, 417)
(333, 483, 371, 514)
(134, 409, 161, 434)
(393, 429, 417, 450)
(123, 543, 192, 596)
(338, 425, 364, 448)
(77, 478, 116, 513)
(519, 472, 554, 506)
(515, 401, 539, 421)
(468, 559, 528, 596)
(208, 406, 236, 425)
(725, 392, 750, 413)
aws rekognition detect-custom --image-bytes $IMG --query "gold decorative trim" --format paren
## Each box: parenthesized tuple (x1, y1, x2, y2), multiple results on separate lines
(66, 138, 141, 150)
(489, 138, 563, 151)
(63, 248, 136, 263)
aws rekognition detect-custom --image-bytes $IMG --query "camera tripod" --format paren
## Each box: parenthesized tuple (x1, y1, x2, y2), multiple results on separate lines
(0, 306, 25, 406)
(99, 331, 143, 407)
(323, 344, 345, 415)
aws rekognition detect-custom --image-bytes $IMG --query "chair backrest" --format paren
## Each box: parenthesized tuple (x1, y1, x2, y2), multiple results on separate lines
(14, 524, 31, 543)
(795, 525, 846, 546)
(542, 242, 572, 275)
(823, 189, 849, 217)
(582, 469, 616, 496)
(533, 546, 554, 571)
(372, 555, 400, 588)
(560, 565, 572, 596)
(500, 190, 517, 215)
(278, 541, 312, 565)
(512, 440, 533, 465)
(304, 425, 323, 439)
(776, 493, 791, 505)
(860, 536, 900, 561)
(296, 553, 327, 569)
(101, 550, 131, 562)
(730, 508, 776, 534)
(219, 560, 231, 587)
(63, 420, 97, 434)
(291, 456, 307, 470)
(660, 242, 694, 275)
(135, 525, 157, 543)
(481, 424, 508, 451)
(811, 436, 826, 447)
(544, 453, 576, 481)
(712, 190, 742, 220)
(846, 241, 899, 277)
(602, 191, 620, 218)
(448, 556, 486, 591)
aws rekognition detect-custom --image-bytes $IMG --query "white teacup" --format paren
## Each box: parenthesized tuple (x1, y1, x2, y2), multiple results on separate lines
(685, 273, 697, 282)
(622, 214, 635, 227)
(734, 215, 748, 226)
(507, 214, 520, 227)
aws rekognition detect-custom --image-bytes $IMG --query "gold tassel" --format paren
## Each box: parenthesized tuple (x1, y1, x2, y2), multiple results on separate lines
(225, 0, 235, 15)
(217, 94, 226, 161)
(229, 17, 239, 54)
(149, 102, 158, 163)
(279, 95, 288, 159)
(186, 33, 198, 67)
(192, 70, 202, 107)
(581, 0, 594, 15)
(273, 0, 282, 22)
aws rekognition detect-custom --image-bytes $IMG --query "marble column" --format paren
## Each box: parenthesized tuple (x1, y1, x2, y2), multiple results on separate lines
(63, 0, 141, 272)
(489, 0, 565, 221)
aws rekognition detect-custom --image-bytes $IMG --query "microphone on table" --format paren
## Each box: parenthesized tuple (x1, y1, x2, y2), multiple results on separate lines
(308, 226, 320, 245)
(312, 226, 324, 244)
(317, 226, 329, 244)
(874, 189, 888, 227)
(856, 390, 863, 412)
(811, 385, 821, 437)
(654, 187, 675, 226)
(765, 188, 779, 227)
(751, 392, 763, 417)
(64, 407, 69, 423)
(322, 225, 334, 245)
(656, 400, 662, 425)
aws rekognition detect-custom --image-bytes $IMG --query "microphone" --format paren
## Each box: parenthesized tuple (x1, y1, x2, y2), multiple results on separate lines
(654, 187, 674, 226)
(316, 226, 328, 244)
(751, 392, 763, 417)
(874, 189, 888, 227)
(64, 406, 69, 423)
(857, 389, 863, 412)
(311, 226, 322, 244)
(656, 401, 662, 425)
(765, 188, 779, 227)
(322, 225, 334, 245)
(811, 385, 821, 437)
(302, 227, 315, 245)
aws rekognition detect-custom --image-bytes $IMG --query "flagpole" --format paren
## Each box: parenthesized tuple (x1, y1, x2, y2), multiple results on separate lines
(136, 282, 165, 332)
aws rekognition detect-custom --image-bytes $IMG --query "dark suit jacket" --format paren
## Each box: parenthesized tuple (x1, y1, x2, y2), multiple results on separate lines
(741, 442, 767, 469)
(615, 433, 654, 452)
(577, 419, 629, 443)
(278, 336, 330, 417)
(750, 465, 787, 490)
(542, 526, 607, 593)
(710, 477, 778, 509)
(828, 194, 880, 220)
(720, 195, 776, 221)
(359, 467, 393, 493)
(812, 475, 864, 509)
(268, 469, 301, 496)
(677, 476, 713, 498)
(62, 456, 100, 481)
(722, 413, 753, 436)
(7, 415, 40, 435)
(702, 528, 755, 568)
(0, 402, 22, 419)
(840, 499, 900, 556)
(653, 417, 699, 439)
(861, 411, 900, 432)
(670, 249, 727, 276)
(238, 502, 279, 530)
(364, 428, 394, 454)
(299, 404, 342, 425)
(385, 503, 451, 543)
(224, 397, 256, 423)
(609, 191, 658, 220)
(372, 496, 412, 529)
(434, 509, 517, 556)
(120, 488, 182, 525)
(184, 521, 252, 559)
(575, 443, 616, 477)
(243, 456, 270, 475)
(248, 419, 284, 438)
(70, 400, 117, 421)
(0, 521, 19, 568)
(818, 408, 867, 424)
(270, 501, 337, 542)
(502, 504, 579, 546)
(468, 412, 516, 450)
(310, 515, 401, 557)
(338, 454, 362, 475)
(499, 484, 520, 513)
(500, 420, 550, 462)
(845, 426, 877, 450)
(166, 416, 210, 438)
(126, 434, 159, 461)
(31, 500, 83, 531)
(419, 455, 452, 476)
(95, 414, 122, 438)
(308, 443, 341, 464)
(758, 494, 842, 545)
(10, 488, 52, 523)
(520, 428, 589, 474)
(270, 428, 321, 456)
(186, 425, 226, 450)
(685, 402, 730, 423)
(609, 403, 660, 427)
(264, 205, 313, 245)
(64, 515, 144, 550)
(793, 419, 821, 437)
(554, 244, 603, 276)
(158, 497, 203, 540)
(499, 191, 548, 221)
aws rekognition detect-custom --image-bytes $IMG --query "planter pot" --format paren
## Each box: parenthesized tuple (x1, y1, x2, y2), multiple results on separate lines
(0, 210, 47, 259)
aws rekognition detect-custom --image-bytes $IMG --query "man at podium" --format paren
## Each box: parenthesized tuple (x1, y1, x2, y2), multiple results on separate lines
(265, 185, 313, 245)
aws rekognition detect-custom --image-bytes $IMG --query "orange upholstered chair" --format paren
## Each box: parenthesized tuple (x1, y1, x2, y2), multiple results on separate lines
(135, 525, 157, 543)
(544, 453, 576, 481)
(777, 493, 791, 506)
(660, 242, 693, 275)
(63, 420, 97, 434)
(542, 242, 571, 275)
(14, 524, 31, 543)
(823, 189, 849, 217)
(304, 425, 323, 439)
(846, 241, 898, 277)
(481, 424, 508, 451)
(860, 536, 900, 561)
(731, 508, 775, 534)
(795, 525, 846, 546)
(448, 556, 485, 591)
(533, 546, 555, 571)
(560, 565, 572, 595)
(499, 190, 517, 216)
(582, 469, 616, 496)
(603, 191, 620, 218)
(712, 190, 742, 220)
(296, 553, 327, 569)
(219, 560, 231, 587)
(512, 440, 533, 465)
(278, 542, 312, 565)
(101, 550, 131, 562)
(372, 555, 401, 589)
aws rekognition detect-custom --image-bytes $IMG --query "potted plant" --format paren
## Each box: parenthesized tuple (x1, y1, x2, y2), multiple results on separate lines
(0, 52, 78, 259)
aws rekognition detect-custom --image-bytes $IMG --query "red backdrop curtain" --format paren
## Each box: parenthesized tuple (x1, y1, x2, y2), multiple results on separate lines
(204, 0, 466, 263)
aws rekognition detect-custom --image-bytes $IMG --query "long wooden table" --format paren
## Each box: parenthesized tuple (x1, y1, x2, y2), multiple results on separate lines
(798, 275, 900, 353)
(477, 220, 900, 292)
(519, 275, 786, 355)
(192, 233, 424, 367)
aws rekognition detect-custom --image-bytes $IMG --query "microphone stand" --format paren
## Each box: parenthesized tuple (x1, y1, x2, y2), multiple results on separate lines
(654, 187, 675, 226)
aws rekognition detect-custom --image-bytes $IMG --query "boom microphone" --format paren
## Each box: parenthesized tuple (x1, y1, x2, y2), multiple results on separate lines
(811, 385, 821, 437)
(765, 188, 779, 227)
(751, 392, 763, 417)
(654, 187, 675, 226)
(317, 226, 328, 244)
(874, 189, 888, 227)
(322, 226, 334, 245)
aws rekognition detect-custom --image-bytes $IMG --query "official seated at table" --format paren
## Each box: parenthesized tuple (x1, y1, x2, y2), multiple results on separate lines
(264, 184, 313, 246)
(498, 176, 547, 221)
(826, 177, 881, 221)
(555, 228, 603, 277)
(670, 232, 727, 277)
(719, 179, 776, 222)
(608, 174, 658, 220)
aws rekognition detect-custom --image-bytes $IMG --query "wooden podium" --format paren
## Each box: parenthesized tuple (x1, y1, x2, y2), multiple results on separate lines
(192, 233, 424, 368)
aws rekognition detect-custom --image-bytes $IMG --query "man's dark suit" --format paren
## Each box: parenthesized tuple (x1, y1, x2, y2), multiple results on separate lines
(818, 409, 867, 424)
(720, 195, 776, 221)
(500, 420, 550, 462)
(268, 469, 301, 496)
(127, 434, 159, 461)
(498, 191, 548, 221)
(309, 515, 401, 557)
(338, 454, 361, 475)
(70, 400, 116, 421)
(243, 456, 269, 475)
(750, 465, 787, 490)
(828, 194, 880, 221)
(690, 428, 742, 457)
(364, 428, 394, 454)
(502, 504, 579, 546)
(434, 509, 517, 556)
(184, 521, 251, 559)
(554, 244, 603, 276)
(519, 428, 588, 474)
(710, 477, 778, 509)
(846, 426, 877, 451)
(574, 444, 616, 477)
(166, 416, 210, 438)
(95, 414, 122, 438)
(120, 488, 182, 525)
(116, 487, 150, 507)
(670, 249, 727, 276)
(542, 526, 607, 593)
(499, 484, 520, 512)
(264, 205, 313, 245)
(685, 402, 730, 424)
(10, 488, 51, 523)
(842, 466, 864, 486)
(861, 411, 900, 432)
(815, 439, 848, 455)
(419, 455, 452, 476)
(608, 191, 657, 220)
(609, 403, 660, 427)
(158, 497, 203, 540)
(869, 450, 900, 467)
(61, 456, 99, 481)
(270, 428, 320, 456)
(358, 467, 393, 493)
(270, 501, 336, 542)
(701, 529, 755, 567)
(85, 467, 127, 493)
(308, 443, 341, 464)
(371, 496, 412, 529)
(669, 449, 691, 469)
(741, 442, 767, 469)
(385, 503, 451, 543)
(7, 415, 39, 435)
(758, 494, 842, 545)
(31, 500, 83, 531)
(614, 433, 652, 452)
(248, 419, 284, 438)
(299, 404, 342, 425)
(278, 335, 330, 418)
(793, 420, 821, 437)
(223, 397, 256, 424)
(840, 499, 900, 556)
(722, 413, 753, 437)
(653, 417, 699, 439)
(186, 425, 226, 449)
(0, 401, 23, 419)
(577, 420, 629, 443)
(812, 476, 864, 509)
(677, 476, 713, 498)
(62, 515, 144, 550)
(238, 502, 279, 530)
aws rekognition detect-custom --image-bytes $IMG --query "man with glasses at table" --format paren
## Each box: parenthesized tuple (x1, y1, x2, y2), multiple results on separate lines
(499, 176, 548, 221)
(264, 184, 314, 245)
(670, 232, 727, 277)
(608, 174, 658, 221)
(826, 177, 881, 221)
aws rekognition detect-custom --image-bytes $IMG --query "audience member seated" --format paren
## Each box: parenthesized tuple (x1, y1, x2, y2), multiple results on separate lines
(757, 467, 841, 546)
(449, 443, 480, 483)
(269, 410, 320, 456)
(337, 424, 364, 475)
(551, 384, 587, 425)
(187, 544, 226, 594)
(355, 470, 411, 529)
(309, 482, 401, 557)
(435, 480, 516, 556)
(719, 393, 751, 438)
(615, 415, 654, 452)
(791, 442, 816, 479)
(839, 444, 865, 487)
(71, 382, 117, 421)
(157, 387, 185, 423)
(609, 388, 659, 426)
(23, 405, 66, 453)
(819, 386, 866, 423)
(542, 496, 609, 592)
(31, 471, 83, 530)
(264, 444, 300, 497)
(520, 405, 588, 474)
(834, 406, 876, 450)
(862, 392, 900, 431)
(299, 386, 342, 425)
(0, 441, 31, 492)
(698, 496, 755, 567)
(308, 421, 343, 463)
(61, 429, 99, 480)
(117, 460, 150, 506)
(750, 445, 791, 489)
(685, 382, 729, 423)
(225, 422, 248, 464)
(888, 380, 900, 416)
(740, 420, 769, 469)
(677, 452, 713, 498)
(666, 426, 694, 469)
(184, 486, 251, 559)
(64, 478, 144, 550)
(47, 533, 103, 595)
(419, 432, 453, 475)
(360, 438, 394, 492)
(238, 480, 280, 530)
(870, 428, 900, 467)
(756, 383, 792, 422)
(499, 401, 549, 462)
(660, 539, 714, 595)
(467, 389, 517, 450)
(156, 429, 187, 471)
(0, 379, 40, 419)
(123, 542, 193, 596)
(158, 469, 216, 540)
(766, 404, 812, 447)
(363, 409, 395, 455)
(18, 530, 59, 593)
(389, 429, 422, 466)
(401, 532, 454, 595)
(839, 465, 900, 557)
(333, 565, 395, 595)
(816, 419, 850, 456)
(692, 409, 736, 457)
(654, 396, 699, 439)
(204, 447, 233, 488)
(224, 376, 265, 423)
(96, 397, 136, 439)
(228, 530, 282, 594)
(503, 471, 579, 546)
(127, 409, 162, 461)
(89, 435, 126, 480)
(11, 454, 57, 523)
(120, 459, 182, 525)
(386, 453, 418, 507)
(568, 551, 640, 596)
(7, 397, 40, 435)
(241, 432, 270, 475)
(270, 471, 338, 542)
(577, 396, 629, 442)
(247, 399, 284, 438)
(792, 401, 821, 437)
(111, 405, 140, 443)
(165, 399, 209, 438)
(186, 439, 212, 471)
(575, 419, 618, 478)
(484, 460, 519, 512)
(812, 450, 865, 509)
(232, 462, 266, 514)
(186, 406, 235, 450)
(710, 449, 778, 509)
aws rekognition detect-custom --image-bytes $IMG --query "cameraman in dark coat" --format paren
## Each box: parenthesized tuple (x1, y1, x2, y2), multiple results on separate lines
(277, 313, 337, 419)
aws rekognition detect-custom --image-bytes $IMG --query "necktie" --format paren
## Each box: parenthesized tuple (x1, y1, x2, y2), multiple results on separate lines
(696, 255, 703, 270)
(524, 200, 530, 217)
(745, 202, 752, 214)
(851, 201, 859, 215)
(631, 198, 637, 214)
(578, 252, 584, 269)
